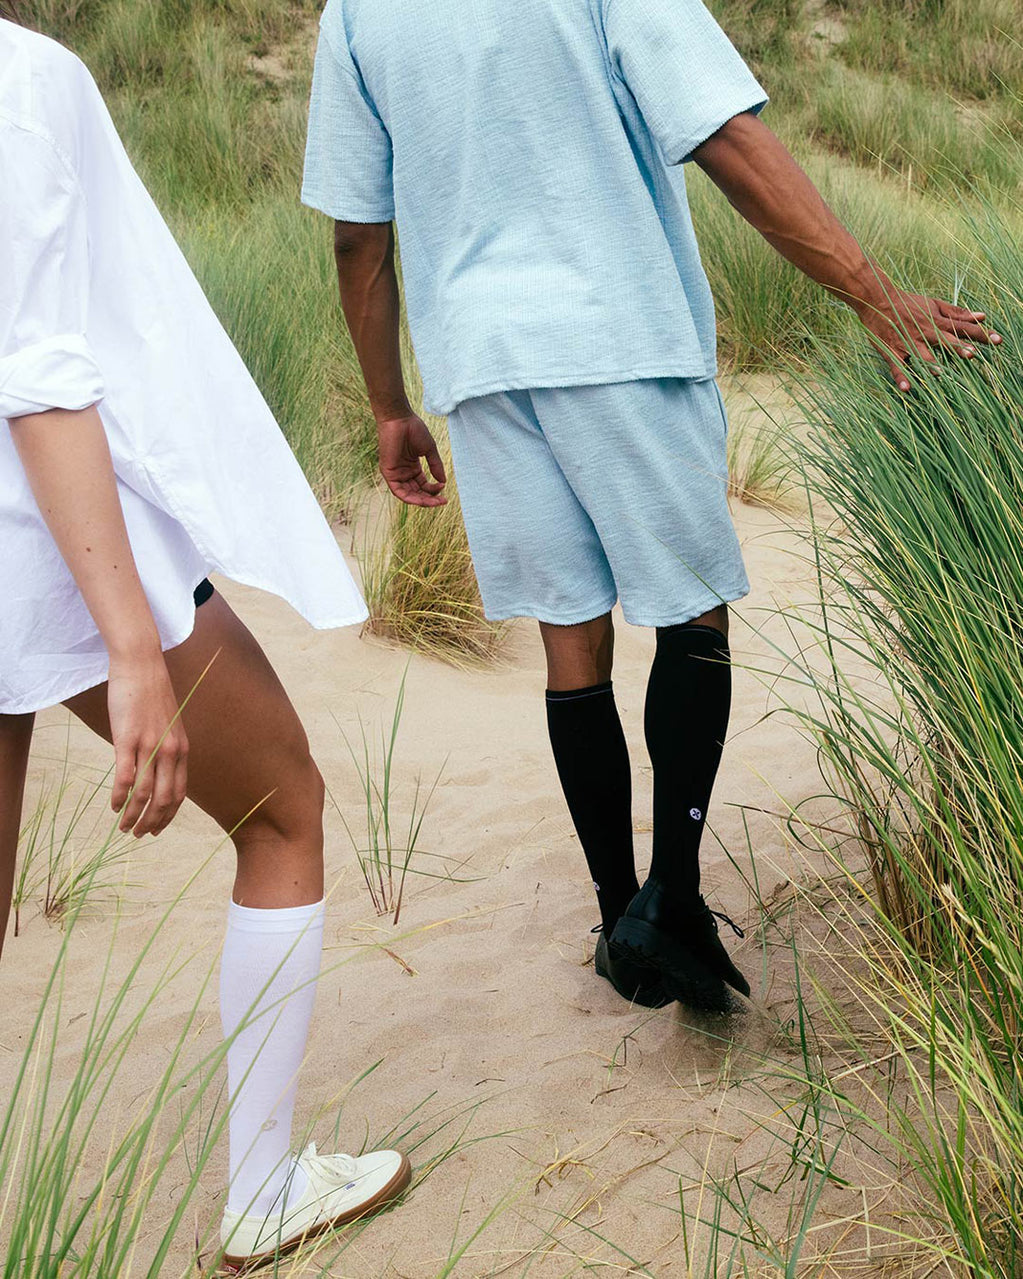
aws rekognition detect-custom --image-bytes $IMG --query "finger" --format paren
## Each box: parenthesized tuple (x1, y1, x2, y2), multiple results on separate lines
(934, 315, 998, 346)
(888, 356, 912, 393)
(111, 737, 138, 814)
(911, 338, 942, 375)
(403, 490, 448, 507)
(135, 745, 181, 837)
(387, 477, 447, 507)
(425, 445, 447, 486)
(120, 752, 153, 833)
(148, 754, 189, 837)
(938, 302, 986, 322)
(868, 335, 913, 392)
(937, 303, 1003, 345)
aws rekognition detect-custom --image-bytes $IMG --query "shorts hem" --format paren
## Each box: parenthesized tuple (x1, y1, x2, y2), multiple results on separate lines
(482, 595, 619, 626)
(618, 581, 751, 629)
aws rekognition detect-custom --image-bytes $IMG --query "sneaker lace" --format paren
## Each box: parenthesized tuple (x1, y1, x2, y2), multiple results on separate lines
(300, 1143, 359, 1182)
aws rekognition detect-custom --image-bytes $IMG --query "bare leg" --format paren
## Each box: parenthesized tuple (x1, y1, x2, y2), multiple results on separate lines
(64, 592, 324, 905)
(539, 606, 727, 690)
(539, 612, 616, 690)
(0, 713, 35, 959)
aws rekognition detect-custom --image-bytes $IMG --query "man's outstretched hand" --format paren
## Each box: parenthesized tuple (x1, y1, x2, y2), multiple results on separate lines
(853, 280, 1003, 392)
(377, 414, 448, 507)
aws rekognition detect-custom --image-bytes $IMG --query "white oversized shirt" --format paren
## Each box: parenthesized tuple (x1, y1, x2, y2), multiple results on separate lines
(0, 21, 367, 715)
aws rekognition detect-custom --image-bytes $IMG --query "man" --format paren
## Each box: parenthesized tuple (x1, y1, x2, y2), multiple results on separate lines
(301, 0, 999, 1013)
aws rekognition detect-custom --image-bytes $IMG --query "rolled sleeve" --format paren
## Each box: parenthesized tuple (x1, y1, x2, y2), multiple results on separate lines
(301, 22, 395, 223)
(1, 123, 103, 421)
(0, 334, 104, 420)
(604, 0, 769, 164)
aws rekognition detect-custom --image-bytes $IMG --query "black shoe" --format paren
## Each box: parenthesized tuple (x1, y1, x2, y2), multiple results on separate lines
(685, 897, 751, 998)
(609, 879, 746, 1013)
(592, 927, 672, 1009)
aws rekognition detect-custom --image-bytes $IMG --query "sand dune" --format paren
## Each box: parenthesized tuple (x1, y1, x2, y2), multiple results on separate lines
(5, 439, 873, 1276)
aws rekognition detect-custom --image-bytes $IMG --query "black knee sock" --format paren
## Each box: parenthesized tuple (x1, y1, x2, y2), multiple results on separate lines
(644, 625, 732, 906)
(545, 682, 639, 936)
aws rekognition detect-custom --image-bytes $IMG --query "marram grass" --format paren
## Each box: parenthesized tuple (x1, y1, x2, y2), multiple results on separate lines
(776, 207, 1023, 1276)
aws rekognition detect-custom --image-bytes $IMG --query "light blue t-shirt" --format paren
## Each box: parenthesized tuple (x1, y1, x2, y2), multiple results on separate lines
(302, 0, 767, 415)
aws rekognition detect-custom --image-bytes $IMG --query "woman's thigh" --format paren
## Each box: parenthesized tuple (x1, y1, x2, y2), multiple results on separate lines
(63, 592, 323, 843)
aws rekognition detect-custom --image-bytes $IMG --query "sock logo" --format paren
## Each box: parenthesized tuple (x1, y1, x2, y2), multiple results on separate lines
(593, 882, 601, 892)
(689, 808, 702, 821)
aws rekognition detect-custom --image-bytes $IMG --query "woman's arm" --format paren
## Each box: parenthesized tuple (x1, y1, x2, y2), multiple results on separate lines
(692, 113, 1001, 388)
(10, 404, 188, 835)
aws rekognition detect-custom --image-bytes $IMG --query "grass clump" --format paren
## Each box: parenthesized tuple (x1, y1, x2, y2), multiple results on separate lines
(13, 768, 134, 936)
(807, 63, 1020, 195)
(360, 468, 506, 667)
(334, 673, 446, 925)
(771, 207, 1023, 1273)
(833, 0, 1023, 102)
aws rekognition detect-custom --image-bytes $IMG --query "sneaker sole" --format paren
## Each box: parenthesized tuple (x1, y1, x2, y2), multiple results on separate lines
(611, 918, 734, 1014)
(219, 1154, 413, 1274)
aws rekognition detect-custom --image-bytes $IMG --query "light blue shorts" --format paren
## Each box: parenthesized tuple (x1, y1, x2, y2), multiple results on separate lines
(446, 377, 750, 628)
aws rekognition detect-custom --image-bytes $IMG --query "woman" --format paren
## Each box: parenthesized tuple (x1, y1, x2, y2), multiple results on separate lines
(0, 9, 413, 1270)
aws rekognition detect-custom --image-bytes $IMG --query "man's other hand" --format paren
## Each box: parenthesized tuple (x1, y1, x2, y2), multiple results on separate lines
(377, 414, 448, 506)
(853, 283, 1003, 392)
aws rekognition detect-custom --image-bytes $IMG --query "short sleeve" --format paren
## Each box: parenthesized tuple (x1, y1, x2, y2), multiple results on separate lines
(0, 124, 104, 420)
(301, 22, 395, 223)
(603, 0, 769, 165)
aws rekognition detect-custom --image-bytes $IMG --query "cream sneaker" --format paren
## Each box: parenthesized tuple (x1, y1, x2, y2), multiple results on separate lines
(218, 1143, 412, 1273)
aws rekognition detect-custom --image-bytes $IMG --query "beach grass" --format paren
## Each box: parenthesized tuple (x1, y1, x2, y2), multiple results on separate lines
(756, 206, 1023, 1274)
(0, 837, 520, 1277)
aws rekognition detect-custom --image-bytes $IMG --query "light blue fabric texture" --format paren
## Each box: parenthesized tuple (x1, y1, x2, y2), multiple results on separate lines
(446, 378, 750, 627)
(302, 0, 767, 415)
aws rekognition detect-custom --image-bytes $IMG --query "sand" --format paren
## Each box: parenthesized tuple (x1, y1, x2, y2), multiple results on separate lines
(2, 411, 888, 1277)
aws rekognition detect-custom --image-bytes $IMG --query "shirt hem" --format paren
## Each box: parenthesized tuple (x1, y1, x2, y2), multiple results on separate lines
(0, 579, 370, 715)
(436, 361, 718, 416)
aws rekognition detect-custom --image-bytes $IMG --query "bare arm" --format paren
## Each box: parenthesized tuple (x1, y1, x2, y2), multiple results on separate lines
(692, 112, 1001, 388)
(10, 405, 188, 835)
(333, 221, 446, 507)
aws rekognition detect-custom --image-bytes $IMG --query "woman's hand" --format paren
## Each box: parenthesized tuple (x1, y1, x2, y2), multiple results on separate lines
(107, 649, 188, 836)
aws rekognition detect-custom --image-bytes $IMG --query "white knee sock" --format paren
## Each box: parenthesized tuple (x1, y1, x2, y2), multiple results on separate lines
(219, 898, 325, 1216)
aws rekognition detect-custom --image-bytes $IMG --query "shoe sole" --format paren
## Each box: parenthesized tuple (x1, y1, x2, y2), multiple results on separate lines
(219, 1154, 413, 1274)
(611, 918, 735, 1014)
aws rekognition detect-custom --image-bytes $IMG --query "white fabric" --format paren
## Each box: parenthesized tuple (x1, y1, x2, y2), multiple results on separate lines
(0, 21, 367, 714)
(220, 898, 325, 1217)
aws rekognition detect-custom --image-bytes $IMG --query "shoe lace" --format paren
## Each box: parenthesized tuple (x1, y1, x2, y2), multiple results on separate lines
(301, 1143, 358, 1182)
(708, 908, 744, 939)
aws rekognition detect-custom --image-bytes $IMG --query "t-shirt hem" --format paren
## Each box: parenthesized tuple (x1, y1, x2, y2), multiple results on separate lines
(435, 361, 719, 416)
